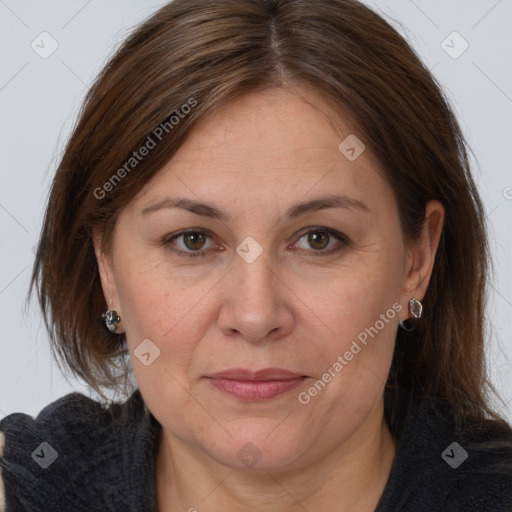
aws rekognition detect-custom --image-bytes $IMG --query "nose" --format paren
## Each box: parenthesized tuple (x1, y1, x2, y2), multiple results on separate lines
(217, 247, 295, 344)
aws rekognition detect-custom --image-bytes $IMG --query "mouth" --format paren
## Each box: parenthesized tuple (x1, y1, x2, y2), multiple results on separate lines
(204, 368, 308, 401)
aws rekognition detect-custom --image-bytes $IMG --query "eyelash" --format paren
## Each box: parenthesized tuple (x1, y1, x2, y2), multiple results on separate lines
(161, 227, 351, 259)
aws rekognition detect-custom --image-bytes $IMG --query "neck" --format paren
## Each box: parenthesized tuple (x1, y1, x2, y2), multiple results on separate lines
(156, 400, 396, 512)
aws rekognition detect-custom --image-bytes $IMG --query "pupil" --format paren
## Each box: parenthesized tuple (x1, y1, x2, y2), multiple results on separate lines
(309, 231, 328, 250)
(185, 232, 204, 250)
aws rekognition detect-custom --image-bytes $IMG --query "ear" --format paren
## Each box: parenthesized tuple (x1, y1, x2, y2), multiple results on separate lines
(92, 227, 119, 312)
(399, 200, 445, 321)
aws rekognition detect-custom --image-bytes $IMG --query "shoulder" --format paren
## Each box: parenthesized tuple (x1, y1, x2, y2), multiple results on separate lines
(438, 413, 512, 510)
(0, 390, 157, 512)
(380, 388, 512, 511)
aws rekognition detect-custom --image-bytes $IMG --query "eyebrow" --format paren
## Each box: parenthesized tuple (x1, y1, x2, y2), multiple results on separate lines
(140, 194, 370, 220)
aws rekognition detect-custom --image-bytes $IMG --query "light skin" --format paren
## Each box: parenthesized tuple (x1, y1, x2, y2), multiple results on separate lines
(94, 84, 444, 511)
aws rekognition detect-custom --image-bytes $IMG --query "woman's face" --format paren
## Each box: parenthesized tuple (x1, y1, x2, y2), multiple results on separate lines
(95, 85, 442, 471)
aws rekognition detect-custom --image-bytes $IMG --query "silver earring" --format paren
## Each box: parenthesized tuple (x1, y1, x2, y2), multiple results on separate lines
(399, 298, 423, 331)
(102, 307, 121, 333)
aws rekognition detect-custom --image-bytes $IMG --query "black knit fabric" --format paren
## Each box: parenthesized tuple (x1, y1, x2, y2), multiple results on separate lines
(376, 387, 512, 511)
(0, 390, 161, 511)
(1, 387, 511, 511)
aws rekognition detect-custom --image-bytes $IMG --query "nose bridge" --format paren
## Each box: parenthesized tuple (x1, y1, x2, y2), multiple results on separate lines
(232, 238, 278, 308)
(218, 237, 291, 342)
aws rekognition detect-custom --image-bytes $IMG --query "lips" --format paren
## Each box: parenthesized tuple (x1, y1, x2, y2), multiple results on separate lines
(209, 368, 304, 381)
(205, 368, 307, 401)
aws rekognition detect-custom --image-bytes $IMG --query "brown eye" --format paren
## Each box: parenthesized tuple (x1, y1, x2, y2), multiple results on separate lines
(163, 227, 349, 259)
(294, 227, 350, 255)
(307, 230, 330, 250)
(163, 229, 216, 259)
(182, 231, 207, 251)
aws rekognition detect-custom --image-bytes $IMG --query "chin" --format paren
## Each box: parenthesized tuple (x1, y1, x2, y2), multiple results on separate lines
(200, 422, 309, 472)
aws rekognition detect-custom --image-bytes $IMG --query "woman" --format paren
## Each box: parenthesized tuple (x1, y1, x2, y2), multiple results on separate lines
(1, 0, 511, 510)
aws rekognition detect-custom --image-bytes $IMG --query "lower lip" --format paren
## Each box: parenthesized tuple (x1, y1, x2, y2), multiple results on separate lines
(206, 377, 306, 401)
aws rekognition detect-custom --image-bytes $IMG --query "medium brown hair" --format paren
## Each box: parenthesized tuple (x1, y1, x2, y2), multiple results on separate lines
(28, 0, 510, 432)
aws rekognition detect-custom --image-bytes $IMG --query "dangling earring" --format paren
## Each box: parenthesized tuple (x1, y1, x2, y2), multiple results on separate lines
(102, 299, 121, 333)
(399, 298, 423, 332)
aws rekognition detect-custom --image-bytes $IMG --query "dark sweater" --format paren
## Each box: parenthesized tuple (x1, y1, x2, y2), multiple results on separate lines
(1, 387, 511, 511)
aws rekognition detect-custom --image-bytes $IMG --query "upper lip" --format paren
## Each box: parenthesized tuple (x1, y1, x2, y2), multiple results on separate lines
(207, 368, 306, 381)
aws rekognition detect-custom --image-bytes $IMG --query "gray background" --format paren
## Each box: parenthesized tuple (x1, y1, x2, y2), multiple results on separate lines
(0, 0, 511, 422)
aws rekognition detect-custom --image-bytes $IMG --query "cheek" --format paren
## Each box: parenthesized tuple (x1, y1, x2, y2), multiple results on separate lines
(113, 249, 217, 384)
(303, 279, 399, 389)
(113, 241, 201, 334)
(305, 247, 401, 341)
(298, 249, 402, 401)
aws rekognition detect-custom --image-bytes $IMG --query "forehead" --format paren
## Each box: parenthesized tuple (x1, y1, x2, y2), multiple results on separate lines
(131, 86, 394, 217)
(170, 86, 358, 167)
